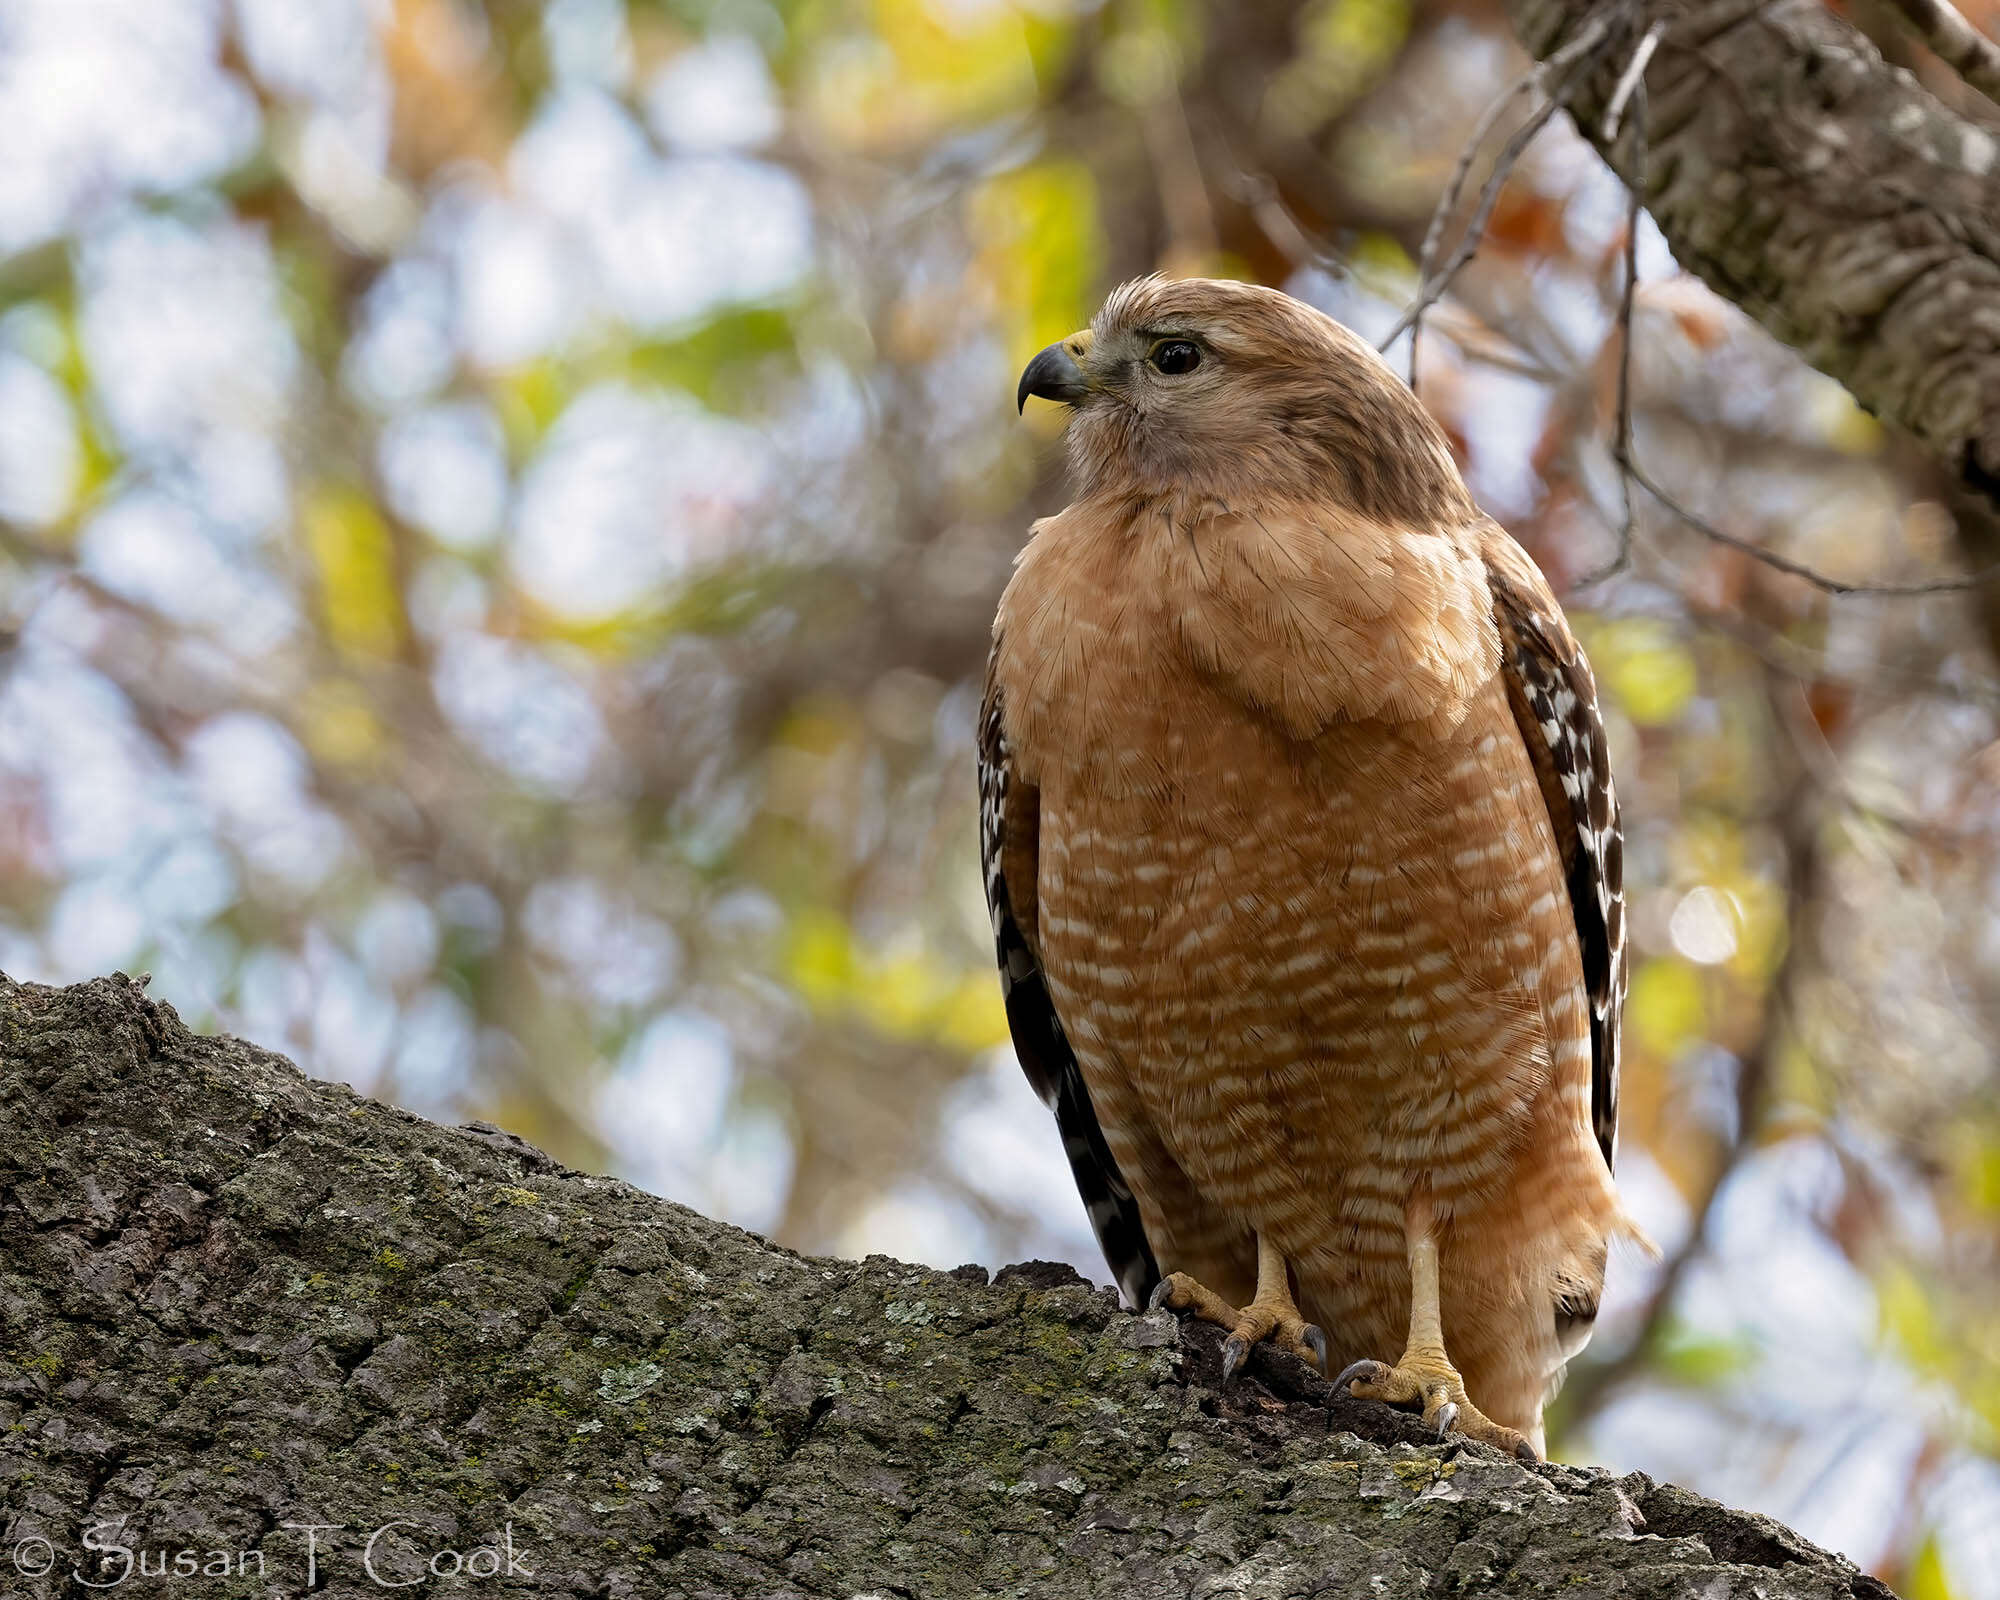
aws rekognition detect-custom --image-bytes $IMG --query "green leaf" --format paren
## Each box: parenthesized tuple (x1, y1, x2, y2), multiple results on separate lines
(626, 307, 801, 408)
(1652, 1318, 1755, 1387)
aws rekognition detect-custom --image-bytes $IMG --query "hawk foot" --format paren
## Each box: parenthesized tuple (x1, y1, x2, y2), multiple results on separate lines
(1148, 1271, 1327, 1380)
(1334, 1353, 1536, 1461)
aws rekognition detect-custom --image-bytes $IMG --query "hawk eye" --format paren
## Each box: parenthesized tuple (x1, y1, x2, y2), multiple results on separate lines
(1150, 339, 1201, 375)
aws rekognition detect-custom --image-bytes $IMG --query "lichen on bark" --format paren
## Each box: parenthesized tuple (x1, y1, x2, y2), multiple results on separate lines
(0, 973, 1897, 1597)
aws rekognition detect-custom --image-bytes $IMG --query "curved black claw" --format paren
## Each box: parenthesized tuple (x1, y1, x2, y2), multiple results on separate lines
(1433, 1400, 1460, 1440)
(1146, 1278, 1176, 1314)
(1301, 1323, 1329, 1374)
(1220, 1335, 1250, 1384)
(1333, 1358, 1391, 1398)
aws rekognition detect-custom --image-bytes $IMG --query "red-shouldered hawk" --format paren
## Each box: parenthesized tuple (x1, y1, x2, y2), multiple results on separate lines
(981, 276, 1641, 1460)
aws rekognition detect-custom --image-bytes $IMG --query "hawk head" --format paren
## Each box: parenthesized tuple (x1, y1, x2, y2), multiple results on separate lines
(1017, 275, 1472, 526)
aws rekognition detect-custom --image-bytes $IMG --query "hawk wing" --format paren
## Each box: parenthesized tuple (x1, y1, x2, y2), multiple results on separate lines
(1482, 531, 1627, 1176)
(979, 648, 1160, 1306)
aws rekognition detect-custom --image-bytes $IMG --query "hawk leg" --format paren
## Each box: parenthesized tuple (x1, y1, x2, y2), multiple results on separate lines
(1334, 1199, 1537, 1461)
(1148, 1232, 1328, 1381)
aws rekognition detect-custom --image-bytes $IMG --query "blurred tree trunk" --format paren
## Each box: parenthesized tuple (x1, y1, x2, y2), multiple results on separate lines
(1507, 0, 2000, 648)
(0, 972, 1901, 1598)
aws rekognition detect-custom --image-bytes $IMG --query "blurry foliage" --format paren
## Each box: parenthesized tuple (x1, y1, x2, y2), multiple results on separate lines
(2, 0, 2000, 1590)
(971, 159, 1105, 362)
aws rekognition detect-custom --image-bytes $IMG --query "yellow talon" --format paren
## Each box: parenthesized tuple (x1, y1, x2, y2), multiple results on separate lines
(1147, 1234, 1327, 1379)
(1335, 1351, 1534, 1460)
(1334, 1197, 1539, 1461)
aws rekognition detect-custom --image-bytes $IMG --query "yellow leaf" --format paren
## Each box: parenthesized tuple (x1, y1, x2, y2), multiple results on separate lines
(1946, 1121, 2000, 1216)
(1810, 382, 1883, 457)
(784, 908, 855, 1011)
(970, 159, 1105, 369)
(935, 974, 1010, 1053)
(1598, 617, 1697, 727)
(1772, 1023, 1827, 1114)
(300, 679, 386, 767)
(1877, 1262, 1945, 1372)
(302, 485, 403, 659)
(780, 907, 1009, 1053)
(1348, 231, 1418, 299)
(802, 0, 1065, 149)
(856, 948, 948, 1039)
(1724, 873, 1788, 984)
(1903, 1535, 1956, 1600)
(1628, 956, 1706, 1057)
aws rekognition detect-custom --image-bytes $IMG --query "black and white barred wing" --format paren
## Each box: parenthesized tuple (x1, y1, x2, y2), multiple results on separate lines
(978, 652, 1160, 1306)
(1483, 535, 1628, 1175)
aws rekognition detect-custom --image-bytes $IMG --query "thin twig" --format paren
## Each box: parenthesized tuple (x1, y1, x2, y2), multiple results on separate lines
(1388, 14, 1613, 376)
(1575, 72, 1650, 589)
(1881, 0, 2000, 105)
(1602, 21, 1665, 142)
(1422, 304, 1563, 381)
(1769, 675, 1988, 850)
(1140, 81, 1218, 263)
(1564, 22, 2000, 601)
(1669, 584, 2000, 708)
(1629, 462, 2000, 595)
(1404, 65, 1550, 383)
(1219, 168, 1351, 280)
(1381, 98, 1564, 356)
(1542, 13, 1623, 82)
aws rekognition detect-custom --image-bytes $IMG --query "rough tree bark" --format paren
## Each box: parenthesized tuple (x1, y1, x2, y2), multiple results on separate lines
(1506, 0, 2000, 639)
(0, 972, 1899, 1598)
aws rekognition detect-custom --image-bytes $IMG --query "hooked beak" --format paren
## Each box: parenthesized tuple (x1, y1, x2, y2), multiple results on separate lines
(1017, 330, 1094, 413)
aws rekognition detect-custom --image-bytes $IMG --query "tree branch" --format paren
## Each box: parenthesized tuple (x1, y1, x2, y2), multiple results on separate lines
(1625, 459, 2000, 593)
(0, 971, 1903, 1598)
(1393, 16, 1612, 378)
(1507, 0, 2000, 634)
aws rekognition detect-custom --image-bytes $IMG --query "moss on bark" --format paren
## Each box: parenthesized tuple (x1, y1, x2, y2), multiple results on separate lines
(0, 973, 1897, 1597)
